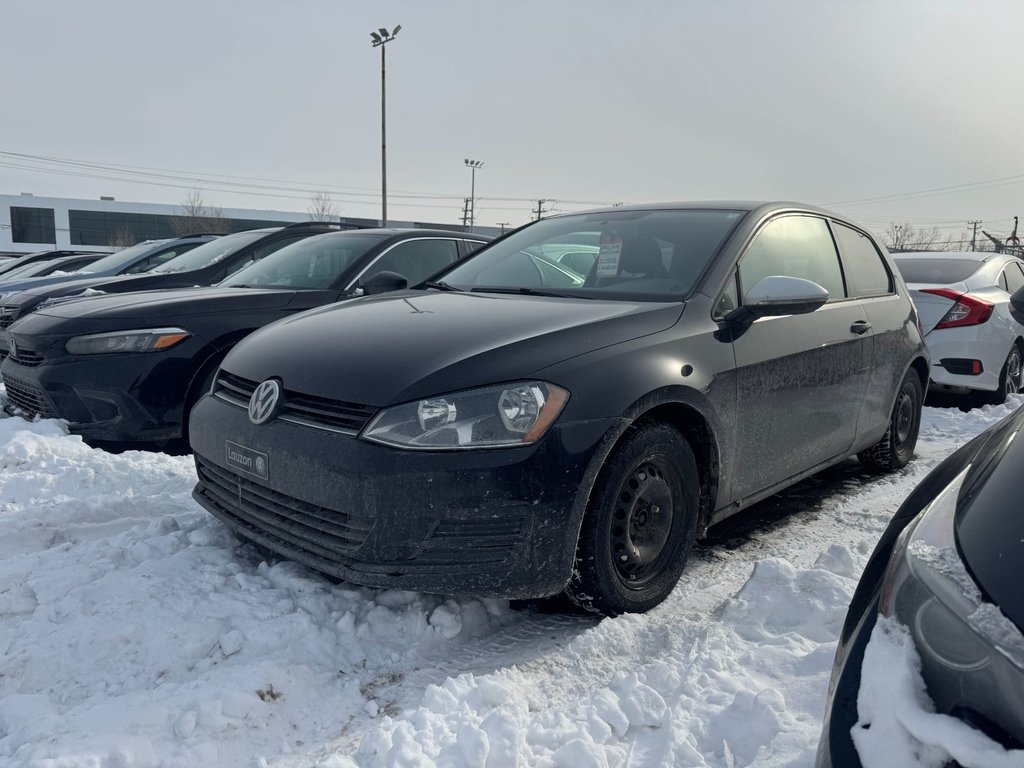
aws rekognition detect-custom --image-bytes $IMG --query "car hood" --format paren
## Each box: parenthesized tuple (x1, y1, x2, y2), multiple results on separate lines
(0, 271, 114, 298)
(13, 287, 309, 333)
(13, 271, 207, 303)
(222, 289, 684, 405)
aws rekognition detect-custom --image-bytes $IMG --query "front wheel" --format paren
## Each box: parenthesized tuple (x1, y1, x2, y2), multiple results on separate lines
(565, 422, 699, 616)
(858, 369, 923, 471)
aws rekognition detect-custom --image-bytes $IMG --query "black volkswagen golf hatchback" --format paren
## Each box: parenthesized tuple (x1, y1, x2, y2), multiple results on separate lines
(2, 229, 486, 447)
(816, 406, 1024, 766)
(190, 202, 929, 615)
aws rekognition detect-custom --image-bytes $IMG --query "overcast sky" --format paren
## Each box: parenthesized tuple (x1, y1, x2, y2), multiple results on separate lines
(2, 0, 1022, 242)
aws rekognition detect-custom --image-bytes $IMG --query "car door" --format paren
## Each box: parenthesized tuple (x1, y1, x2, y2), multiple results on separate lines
(832, 221, 912, 445)
(353, 237, 462, 287)
(727, 214, 871, 501)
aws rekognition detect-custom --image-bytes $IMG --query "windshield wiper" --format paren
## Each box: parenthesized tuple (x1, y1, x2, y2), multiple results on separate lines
(421, 280, 465, 292)
(471, 286, 593, 299)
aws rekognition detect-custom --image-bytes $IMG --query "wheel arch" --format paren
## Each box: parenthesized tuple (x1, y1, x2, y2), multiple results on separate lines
(571, 387, 721, 544)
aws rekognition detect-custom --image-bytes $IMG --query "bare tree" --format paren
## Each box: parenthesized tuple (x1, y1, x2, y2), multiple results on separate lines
(884, 222, 946, 252)
(109, 225, 136, 249)
(172, 189, 228, 235)
(307, 190, 339, 222)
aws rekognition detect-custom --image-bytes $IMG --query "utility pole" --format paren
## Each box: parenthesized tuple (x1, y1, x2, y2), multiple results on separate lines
(968, 220, 981, 252)
(534, 199, 548, 221)
(461, 198, 472, 228)
(464, 159, 483, 232)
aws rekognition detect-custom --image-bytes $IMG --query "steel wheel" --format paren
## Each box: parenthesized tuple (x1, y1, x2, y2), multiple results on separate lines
(610, 459, 677, 589)
(566, 422, 699, 616)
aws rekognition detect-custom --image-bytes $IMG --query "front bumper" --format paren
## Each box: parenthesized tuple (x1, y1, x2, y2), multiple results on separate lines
(0, 341, 200, 442)
(189, 392, 617, 599)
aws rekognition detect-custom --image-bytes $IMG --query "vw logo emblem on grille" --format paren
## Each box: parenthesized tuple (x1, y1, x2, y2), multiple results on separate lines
(248, 379, 282, 425)
(8, 338, 16, 358)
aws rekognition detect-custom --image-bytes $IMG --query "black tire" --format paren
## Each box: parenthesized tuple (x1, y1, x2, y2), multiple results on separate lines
(858, 369, 923, 471)
(978, 344, 1022, 406)
(565, 422, 699, 617)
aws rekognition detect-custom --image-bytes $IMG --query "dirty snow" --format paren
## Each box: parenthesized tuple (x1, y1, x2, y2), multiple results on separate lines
(0, 397, 1019, 767)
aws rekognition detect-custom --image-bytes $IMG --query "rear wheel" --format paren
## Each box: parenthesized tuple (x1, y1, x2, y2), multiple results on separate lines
(978, 344, 1022, 406)
(565, 422, 699, 616)
(858, 369, 923, 471)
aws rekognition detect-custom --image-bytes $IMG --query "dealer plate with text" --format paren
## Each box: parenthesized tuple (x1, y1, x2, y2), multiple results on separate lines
(225, 440, 269, 481)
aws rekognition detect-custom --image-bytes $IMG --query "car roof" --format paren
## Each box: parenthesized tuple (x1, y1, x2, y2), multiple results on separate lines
(548, 200, 847, 221)
(310, 227, 489, 239)
(893, 251, 1000, 262)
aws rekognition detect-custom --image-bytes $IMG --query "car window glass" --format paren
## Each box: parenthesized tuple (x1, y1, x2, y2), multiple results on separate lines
(151, 231, 266, 273)
(738, 215, 845, 302)
(893, 258, 983, 284)
(121, 247, 193, 275)
(832, 222, 892, 298)
(713, 274, 739, 319)
(1004, 262, 1024, 293)
(360, 239, 461, 286)
(78, 240, 171, 273)
(438, 209, 743, 299)
(223, 234, 312, 278)
(999, 271, 1009, 291)
(464, 240, 488, 254)
(221, 232, 384, 289)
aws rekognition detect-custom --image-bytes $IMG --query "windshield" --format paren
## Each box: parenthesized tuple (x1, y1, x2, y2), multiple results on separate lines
(222, 232, 385, 289)
(894, 257, 983, 285)
(0, 261, 54, 280)
(150, 230, 270, 273)
(79, 241, 171, 273)
(436, 209, 745, 300)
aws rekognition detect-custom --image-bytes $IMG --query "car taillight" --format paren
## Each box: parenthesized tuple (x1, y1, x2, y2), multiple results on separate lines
(920, 288, 994, 329)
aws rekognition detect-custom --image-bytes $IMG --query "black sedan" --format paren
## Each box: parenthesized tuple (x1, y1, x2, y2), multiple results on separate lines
(189, 201, 929, 616)
(2, 229, 486, 447)
(816, 407, 1024, 766)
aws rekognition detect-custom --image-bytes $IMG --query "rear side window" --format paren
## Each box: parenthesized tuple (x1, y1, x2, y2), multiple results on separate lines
(833, 223, 893, 298)
(738, 215, 846, 301)
(361, 239, 461, 286)
(1004, 262, 1024, 293)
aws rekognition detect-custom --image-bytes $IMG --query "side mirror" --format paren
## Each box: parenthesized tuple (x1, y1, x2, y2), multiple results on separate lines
(737, 275, 829, 319)
(362, 270, 408, 296)
(1011, 286, 1024, 324)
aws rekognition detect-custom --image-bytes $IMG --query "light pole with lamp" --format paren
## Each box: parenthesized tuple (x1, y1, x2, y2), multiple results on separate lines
(370, 25, 401, 226)
(464, 159, 483, 232)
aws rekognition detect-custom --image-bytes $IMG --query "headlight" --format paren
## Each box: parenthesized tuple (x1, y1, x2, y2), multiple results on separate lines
(880, 466, 1024, 673)
(361, 381, 569, 450)
(65, 327, 192, 355)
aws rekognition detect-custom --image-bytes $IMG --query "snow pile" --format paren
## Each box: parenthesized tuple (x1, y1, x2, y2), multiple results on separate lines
(854, 618, 1024, 768)
(0, 399, 1018, 766)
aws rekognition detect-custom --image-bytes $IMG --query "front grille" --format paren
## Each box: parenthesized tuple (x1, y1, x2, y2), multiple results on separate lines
(213, 371, 378, 435)
(195, 456, 373, 560)
(0, 306, 18, 330)
(7, 345, 44, 368)
(1, 370, 54, 417)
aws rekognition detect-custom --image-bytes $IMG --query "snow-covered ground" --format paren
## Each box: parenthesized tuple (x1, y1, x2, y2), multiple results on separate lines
(0, 399, 1019, 767)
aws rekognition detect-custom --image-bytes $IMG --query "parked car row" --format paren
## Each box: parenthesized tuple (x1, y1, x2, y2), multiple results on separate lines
(1, 225, 489, 446)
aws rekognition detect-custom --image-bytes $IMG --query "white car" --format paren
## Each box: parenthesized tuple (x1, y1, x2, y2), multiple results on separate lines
(894, 251, 1024, 404)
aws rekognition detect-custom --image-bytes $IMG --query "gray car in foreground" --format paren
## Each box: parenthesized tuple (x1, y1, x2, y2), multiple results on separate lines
(190, 201, 929, 615)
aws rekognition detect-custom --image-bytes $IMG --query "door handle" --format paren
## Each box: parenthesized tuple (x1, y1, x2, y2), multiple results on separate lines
(850, 320, 872, 335)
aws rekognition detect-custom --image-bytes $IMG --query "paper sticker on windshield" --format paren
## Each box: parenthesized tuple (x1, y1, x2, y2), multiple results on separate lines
(595, 232, 623, 278)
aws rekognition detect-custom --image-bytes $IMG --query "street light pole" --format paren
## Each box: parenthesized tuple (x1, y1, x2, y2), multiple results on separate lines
(464, 158, 483, 232)
(370, 25, 401, 227)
